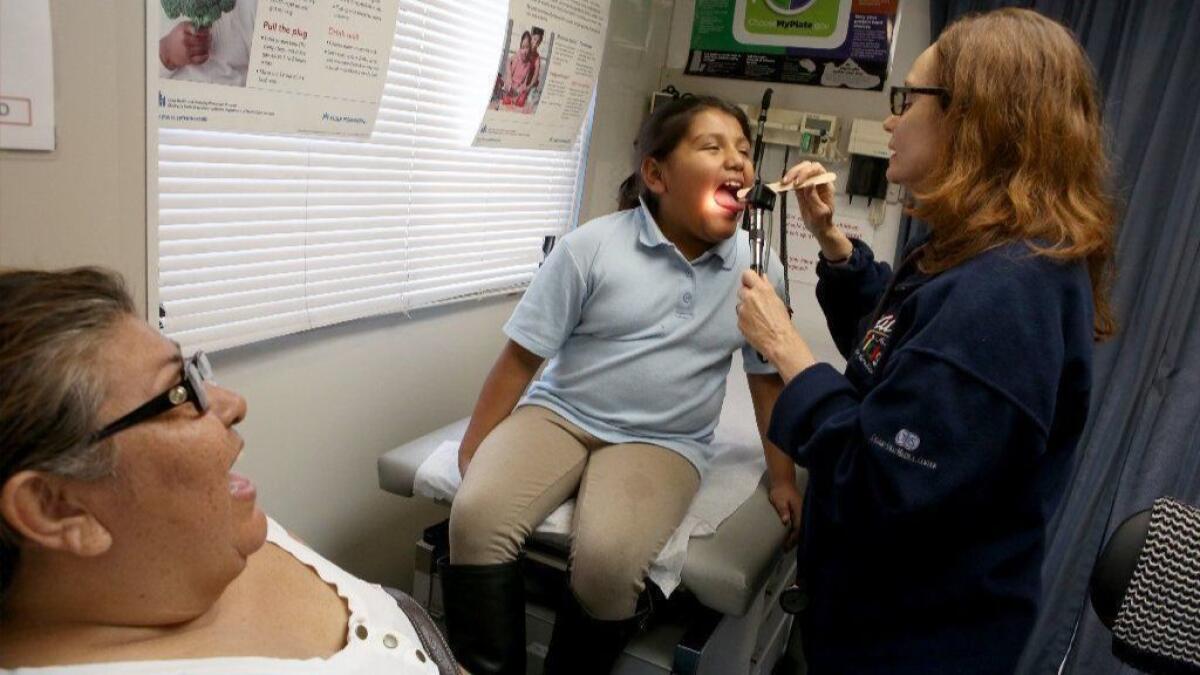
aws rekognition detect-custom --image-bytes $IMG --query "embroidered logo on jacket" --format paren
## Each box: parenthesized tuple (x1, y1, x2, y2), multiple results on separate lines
(895, 428, 921, 451)
(870, 433, 938, 470)
(855, 312, 896, 374)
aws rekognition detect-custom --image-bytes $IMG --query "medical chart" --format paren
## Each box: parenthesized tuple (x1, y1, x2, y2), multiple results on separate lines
(154, 0, 399, 137)
(473, 0, 610, 150)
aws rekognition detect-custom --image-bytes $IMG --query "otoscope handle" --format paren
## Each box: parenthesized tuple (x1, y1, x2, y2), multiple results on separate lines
(752, 88, 773, 170)
(748, 205, 768, 363)
(749, 87, 774, 364)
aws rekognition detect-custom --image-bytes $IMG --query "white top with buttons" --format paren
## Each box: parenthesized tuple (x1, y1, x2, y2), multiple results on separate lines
(5, 518, 439, 674)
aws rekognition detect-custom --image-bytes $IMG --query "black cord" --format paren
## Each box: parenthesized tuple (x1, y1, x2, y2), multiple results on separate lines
(780, 145, 792, 312)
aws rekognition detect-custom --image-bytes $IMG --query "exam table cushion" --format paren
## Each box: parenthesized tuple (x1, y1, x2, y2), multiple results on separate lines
(377, 418, 792, 617)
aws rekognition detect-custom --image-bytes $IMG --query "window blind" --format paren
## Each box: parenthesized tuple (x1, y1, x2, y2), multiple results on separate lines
(158, 0, 588, 353)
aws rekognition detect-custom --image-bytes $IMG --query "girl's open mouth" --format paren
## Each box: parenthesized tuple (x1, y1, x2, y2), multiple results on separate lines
(714, 181, 746, 213)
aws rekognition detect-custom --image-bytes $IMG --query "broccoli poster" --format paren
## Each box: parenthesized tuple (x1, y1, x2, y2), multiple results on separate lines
(155, 0, 400, 137)
(686, 0, 899, 90)
(473, 0, 610, 151)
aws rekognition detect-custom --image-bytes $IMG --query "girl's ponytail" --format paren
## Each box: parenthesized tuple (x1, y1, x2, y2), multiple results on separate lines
(617, 173, 641, 211)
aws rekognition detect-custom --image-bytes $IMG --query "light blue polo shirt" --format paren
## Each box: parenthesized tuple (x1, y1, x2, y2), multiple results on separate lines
(504, 200, 786, 473)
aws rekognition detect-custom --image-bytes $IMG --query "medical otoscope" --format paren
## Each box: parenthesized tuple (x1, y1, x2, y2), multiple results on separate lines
(742, 88, 777, 363)
(743, 88, 776, 277)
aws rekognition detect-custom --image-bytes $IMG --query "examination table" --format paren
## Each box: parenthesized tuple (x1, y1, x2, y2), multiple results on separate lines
(377, 365, 805, 675)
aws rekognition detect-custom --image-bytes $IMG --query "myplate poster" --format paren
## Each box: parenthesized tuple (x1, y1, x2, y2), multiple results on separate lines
(154, 0, 399, 137)
(474, 0, 610, 150)
(686, 0, 899, 91)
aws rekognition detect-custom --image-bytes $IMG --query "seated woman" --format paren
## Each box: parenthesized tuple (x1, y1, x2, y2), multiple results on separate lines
(0, 268, 454, 674)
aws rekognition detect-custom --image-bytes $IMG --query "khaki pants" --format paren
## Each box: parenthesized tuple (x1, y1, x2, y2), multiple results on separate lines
(449, 405, 701, 620)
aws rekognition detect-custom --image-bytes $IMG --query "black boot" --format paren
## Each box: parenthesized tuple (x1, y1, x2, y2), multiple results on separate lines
(542, 586, 652, 675)
(438, 557, 526, 675)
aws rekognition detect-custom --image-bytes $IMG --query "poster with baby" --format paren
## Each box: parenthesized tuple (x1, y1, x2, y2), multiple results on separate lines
(473, 0, 610, 151)
(154, 0, 399, 137)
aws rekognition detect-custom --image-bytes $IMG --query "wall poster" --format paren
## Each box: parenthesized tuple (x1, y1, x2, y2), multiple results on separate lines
(473, 0, 610, 150)
(686, 0, 899, 91)
(154, 0, 399, 137)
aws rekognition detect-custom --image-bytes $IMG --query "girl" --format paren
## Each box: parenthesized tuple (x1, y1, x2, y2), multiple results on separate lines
(737, 9, 1115, 674)
(441, 96, 800, 675)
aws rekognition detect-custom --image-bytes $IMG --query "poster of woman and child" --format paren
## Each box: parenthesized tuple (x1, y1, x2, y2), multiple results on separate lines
(491, 21, 555, 114)
(474, 0, 608, 151)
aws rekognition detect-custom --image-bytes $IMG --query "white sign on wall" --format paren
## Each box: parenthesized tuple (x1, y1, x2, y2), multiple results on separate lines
(0, 0, 56, 151)
(785, 191, 876, 287)
(474, 0, 610, 150)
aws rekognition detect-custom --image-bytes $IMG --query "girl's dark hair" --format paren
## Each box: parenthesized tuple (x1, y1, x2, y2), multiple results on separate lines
(617, 95, 751, 212)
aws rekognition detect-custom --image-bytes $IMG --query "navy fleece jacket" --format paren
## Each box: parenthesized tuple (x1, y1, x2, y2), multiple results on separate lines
(770, 238, 1095, 674)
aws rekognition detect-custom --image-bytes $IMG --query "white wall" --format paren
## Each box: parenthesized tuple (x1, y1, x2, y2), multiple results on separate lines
(213, 297, 515, 586)
(0, 1, 148, 315)
(579, 0, 679, 223)
(658, 0, 931, 366)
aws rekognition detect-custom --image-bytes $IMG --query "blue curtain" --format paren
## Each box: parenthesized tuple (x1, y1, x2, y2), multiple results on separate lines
(922, 2, 1200, 673)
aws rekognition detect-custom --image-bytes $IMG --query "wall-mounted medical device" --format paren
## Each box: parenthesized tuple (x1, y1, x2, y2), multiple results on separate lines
(650, 92, 844, 160)
(845, 118, 892, 224)
(734, 104, 840, 161)
(845, 119, 891, 203)
(799, 113, 838, 159)
(847, 118, 891, 159)
(649, 85, 687, 115)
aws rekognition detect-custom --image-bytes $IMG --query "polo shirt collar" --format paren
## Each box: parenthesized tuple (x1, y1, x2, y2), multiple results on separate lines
(637, 199, 738, 270)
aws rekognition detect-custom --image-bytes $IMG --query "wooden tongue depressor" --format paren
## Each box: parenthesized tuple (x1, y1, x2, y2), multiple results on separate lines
(737, 171, 837, 200)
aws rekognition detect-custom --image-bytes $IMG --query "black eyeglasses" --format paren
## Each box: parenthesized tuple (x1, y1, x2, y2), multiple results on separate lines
(890, 85, 950, 116)
(90, 351, 213, 443)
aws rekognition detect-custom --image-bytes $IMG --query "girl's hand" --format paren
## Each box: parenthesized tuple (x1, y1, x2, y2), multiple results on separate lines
(781, 161, 836, 235)
(769, 480, 804, 550)
(457, 444, 476, 480)
(737, 270, 817, 383)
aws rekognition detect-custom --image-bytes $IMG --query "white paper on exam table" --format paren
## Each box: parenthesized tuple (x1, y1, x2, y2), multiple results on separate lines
(413, 381, 768, 596)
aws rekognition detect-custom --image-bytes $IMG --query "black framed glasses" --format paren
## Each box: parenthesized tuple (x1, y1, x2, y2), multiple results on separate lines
(90, 351, 213, 443)
(890, 85, 950, 116)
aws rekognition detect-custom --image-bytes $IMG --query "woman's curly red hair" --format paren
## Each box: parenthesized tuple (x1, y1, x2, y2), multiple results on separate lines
(912, 8, 1117, 340)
